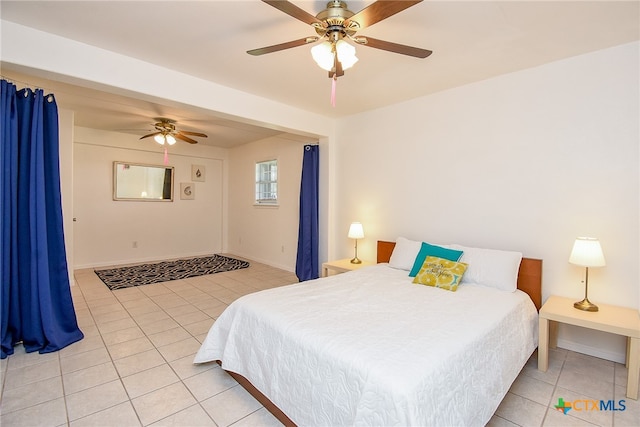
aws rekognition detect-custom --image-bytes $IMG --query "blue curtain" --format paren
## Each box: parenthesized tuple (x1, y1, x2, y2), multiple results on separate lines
(1, 80, 84, 359)
(295, 144, 320, 281)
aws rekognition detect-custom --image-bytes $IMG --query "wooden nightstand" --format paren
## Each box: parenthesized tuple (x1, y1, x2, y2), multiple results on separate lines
(321, 258, 374, 277)
(538, 295, 640, 399)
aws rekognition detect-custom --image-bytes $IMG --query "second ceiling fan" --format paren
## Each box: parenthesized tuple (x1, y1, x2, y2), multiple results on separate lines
(248, 0, 432, 79)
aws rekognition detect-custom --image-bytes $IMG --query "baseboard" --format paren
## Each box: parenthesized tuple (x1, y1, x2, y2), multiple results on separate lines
(556, 338, 626, 364)
(224, 252, 295, 274)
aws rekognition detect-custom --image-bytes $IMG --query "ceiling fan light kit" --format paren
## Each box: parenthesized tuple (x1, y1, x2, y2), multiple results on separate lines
(249, 0, 432, 106)
(139, 118, 208, 164)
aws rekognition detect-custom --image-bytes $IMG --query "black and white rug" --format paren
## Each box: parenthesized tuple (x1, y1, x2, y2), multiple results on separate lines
(95, 254, 250, 290)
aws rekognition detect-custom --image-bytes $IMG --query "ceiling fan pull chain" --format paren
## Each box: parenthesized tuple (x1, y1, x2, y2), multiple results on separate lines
(164, 146, 169, 165)
(331, 74, 337, 107)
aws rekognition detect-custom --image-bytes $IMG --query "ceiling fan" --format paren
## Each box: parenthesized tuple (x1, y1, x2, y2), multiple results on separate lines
(247, 0, 432, 79)
(139, 118, 208, 145)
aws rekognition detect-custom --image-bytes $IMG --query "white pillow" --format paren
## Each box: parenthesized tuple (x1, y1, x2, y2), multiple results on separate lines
(388, 237, 422, 271)
(449, 244, 523, 292)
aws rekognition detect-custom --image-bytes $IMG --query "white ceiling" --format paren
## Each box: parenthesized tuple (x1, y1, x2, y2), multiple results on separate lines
(1, 0, 638, 148)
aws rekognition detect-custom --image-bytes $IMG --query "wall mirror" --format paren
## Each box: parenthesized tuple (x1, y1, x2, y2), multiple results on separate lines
(113, 161, 174, 201)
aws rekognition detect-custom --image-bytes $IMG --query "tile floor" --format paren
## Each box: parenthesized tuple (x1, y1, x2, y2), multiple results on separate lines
(0, 258, 638, 426)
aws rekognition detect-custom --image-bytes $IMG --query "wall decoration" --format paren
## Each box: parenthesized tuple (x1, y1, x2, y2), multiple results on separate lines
(181, 182, 195, 200)
(192, 164, 206, 182)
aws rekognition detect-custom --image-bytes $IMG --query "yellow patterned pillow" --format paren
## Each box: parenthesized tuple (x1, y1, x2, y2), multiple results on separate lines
(412, 256, 468, 292)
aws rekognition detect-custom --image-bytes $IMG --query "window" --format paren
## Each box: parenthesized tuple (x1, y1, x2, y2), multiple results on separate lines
(255, 159, 278, 205)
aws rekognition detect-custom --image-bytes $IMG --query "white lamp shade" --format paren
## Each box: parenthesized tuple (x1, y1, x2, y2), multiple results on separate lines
(311, 41, 334, 71)
(165, 134, 176, 145)
(335, 40, 358, 70)
(348, 222, 364, 239)
(154, 134, 166, 145)
(569, 237, 606, 267)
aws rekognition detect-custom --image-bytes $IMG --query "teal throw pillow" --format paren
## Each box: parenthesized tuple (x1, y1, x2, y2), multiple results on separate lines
(409, 242, 464, 277)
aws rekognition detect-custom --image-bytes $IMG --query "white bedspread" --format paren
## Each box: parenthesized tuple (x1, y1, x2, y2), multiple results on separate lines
(194, 264, 538, 426)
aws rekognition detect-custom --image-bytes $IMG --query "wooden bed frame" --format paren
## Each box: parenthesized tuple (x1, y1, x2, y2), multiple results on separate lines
(220, 240, 543, 426)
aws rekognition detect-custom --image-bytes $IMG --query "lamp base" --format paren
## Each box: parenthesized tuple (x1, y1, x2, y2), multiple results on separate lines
(574, 298, 599, 312)
(350, 257, 362, 264)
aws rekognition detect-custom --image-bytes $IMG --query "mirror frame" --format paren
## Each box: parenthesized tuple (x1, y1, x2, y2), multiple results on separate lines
(113, 161, 175, 202)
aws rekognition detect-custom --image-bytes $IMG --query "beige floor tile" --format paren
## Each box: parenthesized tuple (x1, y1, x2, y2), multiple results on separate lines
(201, 385, 262, 427)
(60, 347, 111, 374)
(149, 403, 216, 426)
(97, 317, 139, 334)
(5, 345, 59, 370)
(107, 337, 155, 360)
(139, 317, 180, 336)
(131, 382, 197, 425)
(139, 284, 173, 297)
(163, 303, 200, 318)
(122, 364, 179, 399)
(65, 379, 129, 421)
(3, 358, 61, 390)
(89, 302, 126, 316)
(92, 309, 132, 325)
(62, 361, 119, 395)
(542, 407, 598, 426)
(70, 401, 141, 427)
(557, 369, 614, 400)
(157, 337, 202, 362)
(486, 414, 519, 427)
(147, 326, 192, 347)
(168, 354, 217, 380)
(114, 348, 166, 378)
(59, 334, 106, 358)
(509, 373, 555, 406)
(126, 303, 164, 317)
(0, 396, 68, 427)
(101, 326, 146, 346)
(183, 318, 215, 336)
(495, 392, 547, 427)
(232, 407, 284, 427)
(0, 376, 63, 413)
(183, 366, 238, 401)
(172, 310, 212, 326)
(131, 309, 171, 326)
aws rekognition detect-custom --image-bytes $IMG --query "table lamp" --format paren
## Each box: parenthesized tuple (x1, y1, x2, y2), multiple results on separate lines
(348, 222, 364, 264)
(569, 237, 606, 312)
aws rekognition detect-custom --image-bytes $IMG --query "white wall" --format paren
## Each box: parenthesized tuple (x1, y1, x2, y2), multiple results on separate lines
(73, 127, 228, 268)
(334, 42, 639, 363)
(227, 136, 308, 272)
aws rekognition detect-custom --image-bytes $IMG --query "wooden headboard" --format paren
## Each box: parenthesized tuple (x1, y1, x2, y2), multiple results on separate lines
(376, 240, 542, 310)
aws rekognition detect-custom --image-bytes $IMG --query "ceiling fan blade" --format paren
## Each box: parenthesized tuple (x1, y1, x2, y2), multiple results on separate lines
(247, 37, 318, 56)
(140, 132, 160, 140)
(355, 36, 432, 58)
(344, 0, 423, 31)
(174, 133, 198, 144)
(179, 131, 208, 138)
(262, 0, 324, 27)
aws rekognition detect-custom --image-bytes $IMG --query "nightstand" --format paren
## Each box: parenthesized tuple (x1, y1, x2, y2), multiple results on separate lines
(321, 258, 374, 277)
(538, 295, 640, 399)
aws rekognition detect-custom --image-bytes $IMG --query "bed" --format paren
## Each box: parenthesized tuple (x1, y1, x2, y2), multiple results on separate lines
(194, 239, 541, 426)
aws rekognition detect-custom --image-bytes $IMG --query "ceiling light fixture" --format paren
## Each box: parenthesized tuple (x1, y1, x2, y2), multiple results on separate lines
(310, 39, 358, 71)
(153, 133, 176, 145)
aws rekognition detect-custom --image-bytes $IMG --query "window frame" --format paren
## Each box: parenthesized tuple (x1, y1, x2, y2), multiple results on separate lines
(254, 159, 279, 206)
